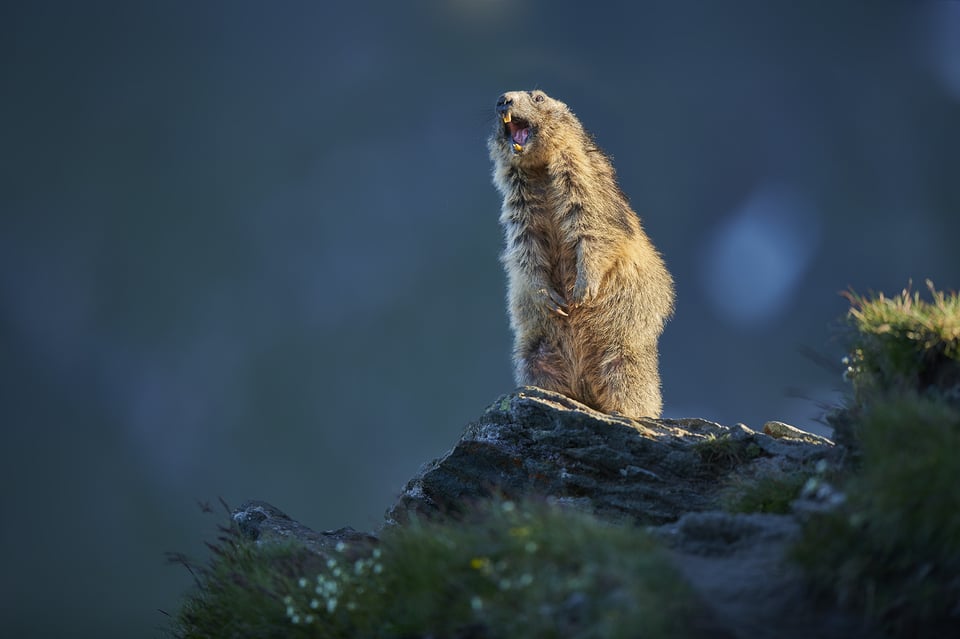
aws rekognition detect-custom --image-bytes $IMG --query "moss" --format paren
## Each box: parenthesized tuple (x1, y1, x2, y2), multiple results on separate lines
(794, 282, 960, 636)
(173, 500, 702, 639)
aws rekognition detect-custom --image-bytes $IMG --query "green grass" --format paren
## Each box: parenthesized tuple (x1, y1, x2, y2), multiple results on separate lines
(172, 500, 702, 639)
(171, 527, 326, 638)
(691, 433, 759, 473)
(794, 282, 960, 635)
(843, 280, 959, 401)
(720, 471, 808, 515)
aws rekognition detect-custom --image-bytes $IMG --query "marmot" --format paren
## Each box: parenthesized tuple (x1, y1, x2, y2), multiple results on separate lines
(488, 89, 675, 418)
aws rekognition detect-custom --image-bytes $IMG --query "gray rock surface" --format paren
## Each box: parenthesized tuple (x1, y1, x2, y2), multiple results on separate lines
(234, 500, 377, 556)
(386, 387, 832, 526)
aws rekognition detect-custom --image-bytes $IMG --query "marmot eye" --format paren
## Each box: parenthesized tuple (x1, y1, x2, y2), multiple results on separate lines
(534, 94, 545, 102)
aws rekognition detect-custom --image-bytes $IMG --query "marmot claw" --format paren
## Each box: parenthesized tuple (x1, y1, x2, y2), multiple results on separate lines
(539, 287, 570, 317)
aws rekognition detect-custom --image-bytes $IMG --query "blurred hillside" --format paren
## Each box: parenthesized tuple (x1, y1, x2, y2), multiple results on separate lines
(1, 1, 957, 637)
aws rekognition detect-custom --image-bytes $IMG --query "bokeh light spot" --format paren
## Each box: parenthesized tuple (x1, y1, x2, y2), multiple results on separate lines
(702, 184, 820, 326)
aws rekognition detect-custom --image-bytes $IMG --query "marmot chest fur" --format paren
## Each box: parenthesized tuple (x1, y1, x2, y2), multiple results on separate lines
(488, 89, 675, 418)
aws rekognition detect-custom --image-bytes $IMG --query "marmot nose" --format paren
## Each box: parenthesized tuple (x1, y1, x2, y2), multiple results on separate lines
(496, 94, 513, 114)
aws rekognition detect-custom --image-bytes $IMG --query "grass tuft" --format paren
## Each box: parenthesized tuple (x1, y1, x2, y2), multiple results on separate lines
(842, 280, 959, 403)
(720, 472, 808, 515)
(170, 523, 326, 638)
(692, 433, 758, 473)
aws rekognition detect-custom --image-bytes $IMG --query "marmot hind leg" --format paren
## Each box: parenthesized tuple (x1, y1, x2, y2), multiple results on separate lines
(514, 335, 572, 397)
(589, 344, 663, 418)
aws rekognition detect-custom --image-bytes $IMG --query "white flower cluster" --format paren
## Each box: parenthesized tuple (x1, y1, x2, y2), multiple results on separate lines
(841, 352, 862, 382)
(283, 545, 384, 626)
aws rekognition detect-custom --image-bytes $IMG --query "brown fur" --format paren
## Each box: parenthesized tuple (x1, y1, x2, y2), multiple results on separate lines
(488, 90, 675, 417)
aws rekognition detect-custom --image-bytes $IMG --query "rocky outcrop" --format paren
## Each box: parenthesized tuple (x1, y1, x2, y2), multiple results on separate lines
(233, 387, 883, 639)
(387, 387, 833, 526)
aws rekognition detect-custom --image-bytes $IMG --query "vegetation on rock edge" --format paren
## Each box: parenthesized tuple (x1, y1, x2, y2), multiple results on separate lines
(172, 500, 702, 639)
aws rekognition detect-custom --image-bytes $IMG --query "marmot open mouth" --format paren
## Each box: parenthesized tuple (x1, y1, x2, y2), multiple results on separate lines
(502, 112, 530, 151)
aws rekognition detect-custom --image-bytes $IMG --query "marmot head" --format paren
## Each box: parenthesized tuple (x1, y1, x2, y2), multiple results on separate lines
(488, 90, 579, 167)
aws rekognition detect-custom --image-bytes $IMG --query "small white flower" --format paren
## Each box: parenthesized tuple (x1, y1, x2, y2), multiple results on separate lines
(372, 548, 382, 559)
(298, 577, 308, 588)
(373, 563, 383, 574)
(327, 598, 338, 614)
(310, 599, 320, 610)
(304, 614, 314, 624)
(291, 614, 301, 624)
(335, 541, 346, 552)
(470, 596, 483, 611)
(525, 541, 538, 553)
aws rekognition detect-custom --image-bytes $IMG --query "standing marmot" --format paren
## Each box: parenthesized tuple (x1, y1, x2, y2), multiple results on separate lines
(488, 89, 675, 418)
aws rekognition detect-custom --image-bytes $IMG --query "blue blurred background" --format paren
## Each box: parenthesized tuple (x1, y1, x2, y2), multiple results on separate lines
(2, 1, 958, 636)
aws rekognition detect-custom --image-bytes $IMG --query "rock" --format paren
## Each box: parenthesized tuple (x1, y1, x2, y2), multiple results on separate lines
(385, 387, 833, 526)
(234, 500, 377, 556)
(228, 388, 882, 639)
(656, 511, 879, 639)
(763, 420, 834, 445)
